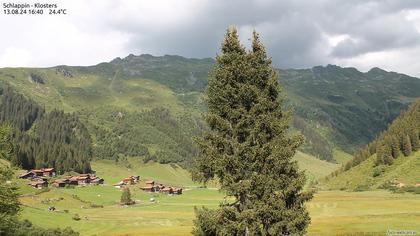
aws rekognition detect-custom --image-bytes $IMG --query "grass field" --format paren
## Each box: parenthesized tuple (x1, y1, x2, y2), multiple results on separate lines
(15, 158, 420, 236)
(19, 187, 420, 236)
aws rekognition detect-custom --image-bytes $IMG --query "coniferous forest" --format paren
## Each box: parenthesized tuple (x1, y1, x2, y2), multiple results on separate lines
(335, 99, 420, 174)
(0, 85, 92, 173)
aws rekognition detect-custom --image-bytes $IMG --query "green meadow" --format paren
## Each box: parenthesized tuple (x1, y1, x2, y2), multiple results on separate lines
(16, 158, 420, 236)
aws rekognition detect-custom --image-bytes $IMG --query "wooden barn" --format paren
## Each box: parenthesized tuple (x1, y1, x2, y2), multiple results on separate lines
(19, 171, 35, 179)
(52, 179, 67, 188)
(91, 177, 104, 185)
(29, 180, 48, 189)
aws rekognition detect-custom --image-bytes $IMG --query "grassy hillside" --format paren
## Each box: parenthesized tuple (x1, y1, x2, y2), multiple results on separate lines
(332, 149, 353, 164)
(91, 158, 195, 187)
(326, 151, 420, 191)
(294, 151, 340, 181)
(326, 99, 420, 191)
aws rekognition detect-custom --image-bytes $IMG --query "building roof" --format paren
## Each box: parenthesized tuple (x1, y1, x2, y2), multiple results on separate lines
(140, 186, 154, 189)
(30, 180, 46, 185)
(19, 172, 33, 177)
(91, 178, 103, 182)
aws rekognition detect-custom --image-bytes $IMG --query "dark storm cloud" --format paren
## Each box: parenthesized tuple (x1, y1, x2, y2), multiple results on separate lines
(109, 0, 420, 69)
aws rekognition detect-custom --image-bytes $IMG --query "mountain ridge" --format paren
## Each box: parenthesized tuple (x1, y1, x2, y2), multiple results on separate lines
(0, 53, 419, 163)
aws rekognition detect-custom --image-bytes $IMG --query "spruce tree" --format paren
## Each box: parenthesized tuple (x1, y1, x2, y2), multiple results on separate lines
(390, 136, 400, 158)
(402, 135, 412, 156)
(120, 187, 133, 205)
(409, 129, 419, 151)
(193, 28, 312, 236)
(375, 141, 385, 166)
(0, 125, 20, 235)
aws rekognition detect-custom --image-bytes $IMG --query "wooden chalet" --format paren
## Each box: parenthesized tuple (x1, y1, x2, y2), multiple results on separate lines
(122, 177, 134, 185)
(51, 174, 103, 188)
(19, 171, 35, 179)
(41, 168, 56, 177)
(161, 187, 174, 194)
(52, 179, 67, 188)
(91, 177, 104, 185)
(29, 179, 48, 189)
(140, 180, 158, 192)
(140, 186, 157, 192)
(145, 180, 154, 186)
(119, 176, 140, 185)
(76, 176, 90, 185)
(31, 169, 44, 177)
(20, 168, 56, 179)
(69, 176, 79, 185)
(173, 188, 183, 195)
(140, 180, 182, 194)
(131, 176, 140, 183)
(161, 187, 183, 195)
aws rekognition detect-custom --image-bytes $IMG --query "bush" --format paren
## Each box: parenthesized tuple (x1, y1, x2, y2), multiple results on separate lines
(372, 166, 385, 177)
(354, 184, 370, 192)
(72, 214, 81, 221)
(14, 220, 80, 236)
(120, 187, 135, 205)
(90, 203, 103, 208)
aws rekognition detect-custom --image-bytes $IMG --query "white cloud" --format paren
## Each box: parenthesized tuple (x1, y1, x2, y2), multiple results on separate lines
(0, 47, 31, 67)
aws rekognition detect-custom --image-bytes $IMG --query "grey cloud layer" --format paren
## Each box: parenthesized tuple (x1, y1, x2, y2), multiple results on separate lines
(1, 0, 420, 76)
(107, 0, 420, 69)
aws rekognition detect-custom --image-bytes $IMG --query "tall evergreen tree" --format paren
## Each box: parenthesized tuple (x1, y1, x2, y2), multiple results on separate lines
(390, 136, 400, 158)
(0, 125, 20, 235)
(402, 134, 412, 156)
(120, 187, 134, 205)
(409, 129, 419, 151)
(193, 28, 312, 236)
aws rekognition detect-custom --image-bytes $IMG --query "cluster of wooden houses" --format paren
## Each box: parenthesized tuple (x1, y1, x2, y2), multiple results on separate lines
(19, 168, 104, 189)
(52, 174, 104, 188)
(113, 176, 140, 188)
(19, 168, 56, 189)
(19, 169, 183, 195)
(140, 180, 183, 195)
(19, 168, 56, 179)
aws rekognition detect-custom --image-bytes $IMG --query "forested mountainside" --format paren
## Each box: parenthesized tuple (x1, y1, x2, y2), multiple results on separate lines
(0, 54, 419, 164)
(82, 107, 205, 166)
(326, 99, 420, 190)
(0, 85, 92, 173)
(106, 55, 420, 156)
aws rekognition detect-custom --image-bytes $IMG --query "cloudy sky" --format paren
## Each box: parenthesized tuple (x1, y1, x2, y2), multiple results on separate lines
(1, 0, 420, 76)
